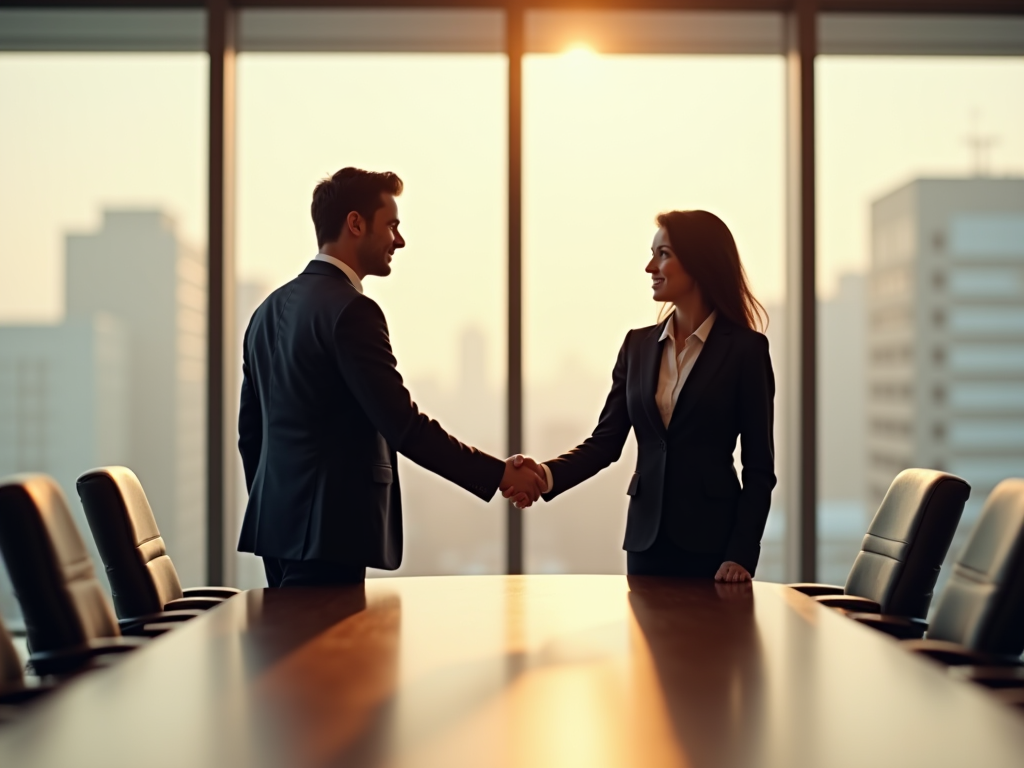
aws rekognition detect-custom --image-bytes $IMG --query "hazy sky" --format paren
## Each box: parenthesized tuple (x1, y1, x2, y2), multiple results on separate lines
(1, 51, 1022, 390)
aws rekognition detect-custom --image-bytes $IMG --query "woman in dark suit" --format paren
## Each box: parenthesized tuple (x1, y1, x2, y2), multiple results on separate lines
(519, 210, 775, 582)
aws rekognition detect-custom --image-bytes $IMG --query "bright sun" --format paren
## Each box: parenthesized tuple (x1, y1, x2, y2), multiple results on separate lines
(563, 42, 597, 60)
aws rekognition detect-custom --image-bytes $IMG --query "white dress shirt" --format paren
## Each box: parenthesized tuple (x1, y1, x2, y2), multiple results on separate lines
(656, 310, 716, 428)
(314, 252, 363, 294)
(538, 310, 717, 494)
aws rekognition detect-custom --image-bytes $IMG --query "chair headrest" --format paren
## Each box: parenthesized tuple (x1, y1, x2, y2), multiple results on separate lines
(0, 474, 92, 580)
(956, 478, 1024, 582)
(867, 468, 970, 544)
(76, 466, 161, 548)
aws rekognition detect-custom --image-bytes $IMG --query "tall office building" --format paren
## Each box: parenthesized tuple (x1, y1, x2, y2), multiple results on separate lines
(867, 179, 1024, 544)
(65, 210, 207, 584)
(0, 315, 130, 620)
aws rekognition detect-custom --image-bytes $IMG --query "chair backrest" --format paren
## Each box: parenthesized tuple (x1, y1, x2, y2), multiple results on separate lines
(0, 474, 120, 654)
(845, 469, 970, 618)
(76, 467, 184, 620)
(0, 616, 24, 695)
(928, 479, 1024, 655)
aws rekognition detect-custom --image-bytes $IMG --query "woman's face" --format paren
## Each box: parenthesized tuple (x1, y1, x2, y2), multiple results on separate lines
(647, 227, 698, 305)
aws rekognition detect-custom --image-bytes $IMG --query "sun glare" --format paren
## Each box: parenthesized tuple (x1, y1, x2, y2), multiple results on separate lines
(563, 42, 597, 60)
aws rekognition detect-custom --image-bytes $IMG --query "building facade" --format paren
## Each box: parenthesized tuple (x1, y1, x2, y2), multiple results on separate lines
(868, 178, 1024, 547)
(65, 210, 207, 585)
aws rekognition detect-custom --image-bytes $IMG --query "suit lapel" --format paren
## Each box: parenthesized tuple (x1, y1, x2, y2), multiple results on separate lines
(668, 318, 734, 431)
(640, 321, 669, 438)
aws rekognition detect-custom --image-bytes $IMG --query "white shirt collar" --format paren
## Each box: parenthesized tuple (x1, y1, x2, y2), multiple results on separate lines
(314, 252, 364, 294)
(659, 310, 717, 344)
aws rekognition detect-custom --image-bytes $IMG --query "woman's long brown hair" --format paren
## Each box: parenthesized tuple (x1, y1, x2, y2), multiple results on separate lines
(656, 210, 768, 332)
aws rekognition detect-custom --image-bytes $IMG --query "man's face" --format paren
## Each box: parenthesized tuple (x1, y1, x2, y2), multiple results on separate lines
(357, 194, 405, 277)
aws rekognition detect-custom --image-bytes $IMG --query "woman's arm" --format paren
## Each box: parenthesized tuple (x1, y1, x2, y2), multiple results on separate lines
(723, 334, 777, 573)
(541, 331, 635, 501)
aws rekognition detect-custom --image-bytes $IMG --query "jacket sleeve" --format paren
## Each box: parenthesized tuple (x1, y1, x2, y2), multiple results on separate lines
(724, 333, 777, 573)
(238, 321, 262, 494)
(542, 331, 634, 500)
(332, 294, 506, 501)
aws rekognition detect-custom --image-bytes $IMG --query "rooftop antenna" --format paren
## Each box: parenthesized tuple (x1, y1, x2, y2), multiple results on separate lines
(965, 109, 998, 177)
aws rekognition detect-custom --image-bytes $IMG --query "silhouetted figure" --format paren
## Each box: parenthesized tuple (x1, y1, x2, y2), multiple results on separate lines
(529, 211, 776, 581)
(238, 168, 545, 587)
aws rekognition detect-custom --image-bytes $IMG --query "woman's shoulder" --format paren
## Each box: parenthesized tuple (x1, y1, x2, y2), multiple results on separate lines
(624, 321, 667, 347)
(718, 316, 770, 350)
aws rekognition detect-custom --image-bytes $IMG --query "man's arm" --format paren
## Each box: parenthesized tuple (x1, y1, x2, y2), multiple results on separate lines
(238, 323, 262, 494)
(333, 295, 514, 501)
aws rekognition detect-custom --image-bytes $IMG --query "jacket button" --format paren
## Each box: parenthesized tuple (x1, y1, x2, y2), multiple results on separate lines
(660, 441, 667, 452)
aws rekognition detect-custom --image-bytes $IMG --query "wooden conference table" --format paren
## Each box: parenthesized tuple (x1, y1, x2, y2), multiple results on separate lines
(1, 575, 1024, 768)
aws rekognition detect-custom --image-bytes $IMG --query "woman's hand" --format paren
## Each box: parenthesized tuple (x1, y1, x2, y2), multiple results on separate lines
(714, 561, 751, 583)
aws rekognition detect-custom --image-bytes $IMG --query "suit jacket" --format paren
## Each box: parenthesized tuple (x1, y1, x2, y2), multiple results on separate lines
(542, 315, 776, 574)
(237, 260, 505, 570)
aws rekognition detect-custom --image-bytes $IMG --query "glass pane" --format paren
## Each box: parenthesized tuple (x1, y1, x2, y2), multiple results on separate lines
(235, 52, 507, 586)
(523, 49, 786, 579)
(0, 52, 208, 624)
(817, 54, 1024, 586)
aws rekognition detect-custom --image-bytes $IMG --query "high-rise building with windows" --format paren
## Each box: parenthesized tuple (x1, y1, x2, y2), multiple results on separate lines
(867, 178, 1024, 545)
(65, 210, 207, 584)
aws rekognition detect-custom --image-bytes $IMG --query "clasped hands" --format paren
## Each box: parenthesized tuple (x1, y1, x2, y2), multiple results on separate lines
(499, 454, 547, 508)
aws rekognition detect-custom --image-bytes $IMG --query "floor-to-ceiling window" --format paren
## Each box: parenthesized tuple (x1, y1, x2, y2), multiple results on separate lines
(0, 5, 1020, 600)
(521, 11, 788, 580)
(0, 9, 208, 622)
(233, 9, 508, 586)
(816, 14, 1024, 586)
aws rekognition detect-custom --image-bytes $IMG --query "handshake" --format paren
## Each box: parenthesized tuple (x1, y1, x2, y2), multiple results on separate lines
(499, 454, 548, 509)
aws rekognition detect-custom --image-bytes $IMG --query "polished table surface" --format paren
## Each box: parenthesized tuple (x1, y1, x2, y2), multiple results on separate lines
(2, 575, 1024, 768)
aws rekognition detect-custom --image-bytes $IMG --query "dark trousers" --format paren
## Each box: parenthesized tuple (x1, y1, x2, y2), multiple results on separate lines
(627, 528, 724, 578)
(263, 557, 366, 588)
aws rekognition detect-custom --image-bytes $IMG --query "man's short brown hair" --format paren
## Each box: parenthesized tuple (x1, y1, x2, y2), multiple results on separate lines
(311, 167, 403, 247)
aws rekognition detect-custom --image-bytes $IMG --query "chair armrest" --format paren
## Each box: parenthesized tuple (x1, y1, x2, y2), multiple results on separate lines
(120, 610, 203, 635)
(847, 613, 928, 640)
(28, 636, 147, 677)
(164, 597, 224, 612)
(140, 622, 189, 635)
(182, 587, 239, 599)
(948, 665, 1024, 689)
(815, 595, 882, 613)
(900, 639, 1024, 667)
(787, 583, 845, 597)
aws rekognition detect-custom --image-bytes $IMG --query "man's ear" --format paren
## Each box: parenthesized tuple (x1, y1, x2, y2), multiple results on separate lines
(345, 210, 365, 237)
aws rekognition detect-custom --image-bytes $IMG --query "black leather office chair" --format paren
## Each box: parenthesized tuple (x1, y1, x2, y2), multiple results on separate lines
(76, 467, 239, 630)
(0, 474, 191, 676)
(790, 469, 970, 618)
(853, 478, 1024, 667)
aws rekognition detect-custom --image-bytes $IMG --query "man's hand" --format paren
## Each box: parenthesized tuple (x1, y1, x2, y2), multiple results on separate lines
(714, 561, 752, 583)
(499, 455, 547, 508)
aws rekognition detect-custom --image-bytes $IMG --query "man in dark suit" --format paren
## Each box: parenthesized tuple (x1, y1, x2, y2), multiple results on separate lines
(238, 167, 544, 587)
